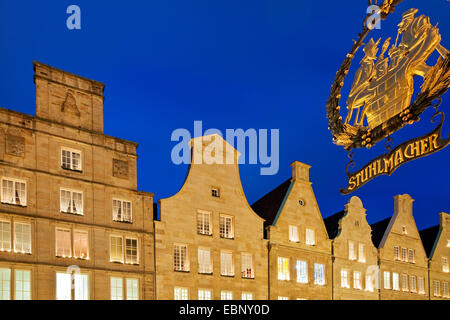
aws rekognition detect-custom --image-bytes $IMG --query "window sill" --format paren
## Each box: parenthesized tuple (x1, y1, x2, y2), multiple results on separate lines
(241, 277, 255, 280)
(220, 237, 235, 240)
(220, 274, 235, 278)
(61, 211, 84, 216)
(13, 251, 32, 256)
(110, 260, 125, 264)
(61, 167, 83, 173)
(197, 233, 213, 237)
(113, 219, 133, 224)
(174, 270, 190, 273)
(198, 272, 213, 276)
(1, 202, 27, 208)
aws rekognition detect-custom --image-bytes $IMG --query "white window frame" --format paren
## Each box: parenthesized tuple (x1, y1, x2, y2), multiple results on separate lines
(410, 275, 417, 293)
(241, 253, 254, 279)
(442, 257, 449, 273)
(56, 272, 89, 300)
(125, 237, 139, 265)
(174, 287, 189, 300)
(353, 271, 362, 290)
(110, 235, 124, 263)
(126, 278, 139, 300)
(443, 282, 449, 298)
(0, 268, 11, 300)
(277, 257, 290, 281)
(110, 277, 123, 300)
(296, 260, 308, 284)
(14, 222, 31, 254)
(384, 271, 391, 289)
(197, 210, 212, 236)
(433, 280, 440, 297)
(289, 225, 299, 242)
(112, 199, 132, 223)
(174, 244, 189, 272)
(220, 214, 234, 239)
(241, 292, 253, 300)
(0, 219, 11, 252)
(14, 269, 31, 300)
(358, 243, 366, 263)
(306, 228, 315, 246)
(1, 178, 27, 207)
(198, 247, 212, 274)
(418, 277, 425, 294)
(393, 272, 399, 291)
(61, 147, 82, 171)
(314, 263, 325, 286)
(60, 188, 83, 215)
(394, 246, 399, 260)
(401, 274, 408, 292)
(55, 227, 72, 258)
(341, 269, 349, 288)
(220, 290, 233, 300)
(73, 229, 89, 260)
(348, 241, 356, 260)
(401, 247, 407, 262)
(198, 289, 212, 300)
(220, 250, 234, 277)
(408, 249, 415, 263)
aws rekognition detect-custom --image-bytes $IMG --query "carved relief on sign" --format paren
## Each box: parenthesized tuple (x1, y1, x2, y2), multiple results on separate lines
(61, 92, 81, 116)
(5, 135, 25, 157)
(113, 159, 129, 179)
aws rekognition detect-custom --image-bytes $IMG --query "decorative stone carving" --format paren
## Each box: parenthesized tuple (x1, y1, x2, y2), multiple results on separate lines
(113, 159, 128, 179)
(61, 92, 81, 116)
(5, 135, 25, 157)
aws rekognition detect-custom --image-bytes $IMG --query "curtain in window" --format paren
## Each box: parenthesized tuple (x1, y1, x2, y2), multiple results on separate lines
(56, 273, 71, 300)
(0, 221, 11, 251)
(73, 231, 88, 259)
(72, 192, 82, 214)
(221, 251, 233, 276)
(198, 248, 211, 273)
(2, 180, 14, 204)
(60, 190, 71, 212)
(56, 229, 71, 257)
(74, 274, 89, 300)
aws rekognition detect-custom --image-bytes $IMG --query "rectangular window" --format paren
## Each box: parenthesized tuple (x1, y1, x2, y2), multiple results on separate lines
(125, 238, 138, 264)
(197, 211, 211, 235)
(174, 244, 189, 272)
(401, 248, 407, 262)
(366, 273, 374, 292)
(384, 271, 391, 289)
(60, 189, 83, 215)
(443, 282, 449, 298)
(0, 268, 11, 300)
(241, 292, 253, 300)
(221, 291, 232, 300)
(110, 277, 123, 300)
(211, 188, 220, 198)
(314, 264, 325, 285)
(56, 228, 72, 258)
(0, 220, 11, 252)
(394, 246, 399, 260)
(61, 148, 82, 171)
(393, 273, 399, 291)
(442, 257, 449, 273)
(410, 276, 417, 293)
(358, 243, 366, 263)
(278, 296, 288, 300)
(126, 278, 139, 300)
(74, 274, 89, 300)
(14, 222, 31, 254)
(57, 272, 89, 300)
(14, 270, 31, 300)
(306, 228, 315, 245)
(220, 251, 234, 276)
(220, 215, 234, 239)
(289, 225, 299, 242)
(348, 241, 356, 260)
(433, 280, 440, 297)
(1, 178, 26, 206)
(408, 249, 415, 263)
(418, 277, 425, 294)
(341, 269, 349, 288)
(198, 289, 212, 300)
(277, 257, 289, 281)
(401, 274, 408, 291)
(198, 248, 212, 274)
(73, 230, 88, 259)
(110, 236, 124, 263)
(296, 260, 308, 283)
(353, 271, 362, 290)
(241, 253, 254, 279)
(112, 199, 132, 223)
(174, 287, 189, 300)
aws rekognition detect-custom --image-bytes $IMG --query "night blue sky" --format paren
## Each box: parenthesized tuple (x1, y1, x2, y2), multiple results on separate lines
(0, 1, 449, 230)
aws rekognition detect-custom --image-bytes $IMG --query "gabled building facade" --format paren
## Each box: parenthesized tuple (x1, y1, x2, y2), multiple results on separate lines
(154, 134, 268, 300)
(420, 212, 450, 299)
(324, 196, 378, 300)
(371, 194, 429, 300)
(252, 161, 332, 300)
(0, 62, 155, 300)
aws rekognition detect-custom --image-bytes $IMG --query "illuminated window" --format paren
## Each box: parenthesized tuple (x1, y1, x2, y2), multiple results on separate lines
(418, 277, 425, 294)
(174, 244, 189, 272)
(241, 253, 254, 279)
(14, 270, 31, 300)
(289, 225, 299, 242)
(73, 230, 88, 259)
(211, 187, 220, 198)
(314, 264, 325, 285)
(366, 273, 374, 292)
(197, 210, 211, 235)
(61, 148, 81, 171)
(353, 271, 362, 290)
(278, 296, 288, 300)
(298, 199, 305, 206)
(241, 292, 253, 300)
(296, 260, 308, 283)
(1, 178, 26, 206)
(56, 272, 89, 300)
(408, 249, 415, 263)
(384, 271, 391, 289)
(401, 274, 408, 291)
(220, 251, 234, 276)
(306, 229, 315, 246)
(401, 248, 407, 262)
(60, 189, 83, 215)
(410, 276, 417, 293)
(358, 243, 366, 263)
(14, 222, 31, 254)
(394, 246, 399, 260)
(277, 257, 289, 281)
(0, 220, 11, 252)
(443, 282, 449, 298)
(174, 287, 189, 300)
(442, 257, 449, 273)
(112, 199, 132, 223)
(126, 278, 139, 300)
(220, 215, 234, 239)
(221, 291, 232, 300)
(402, 226, 407, 234)
(0, 268, 11, 300)
(433, 280, 440, 297)
(341, 269, 349, 288)
(110, 277, 123, 300)
(125, 238, 138, 264)
(110, 236, 124, 263)
(392, 272, 399, 291)
(348, 241, 356, 260)
(198, 248, 212, 274)
(56, 228, 72, 258)
(198, 289, 212, 300)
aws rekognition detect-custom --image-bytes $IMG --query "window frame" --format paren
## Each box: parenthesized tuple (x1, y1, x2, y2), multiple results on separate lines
(13, 222, 31, 254)
(112, 198, 133, 223)
(109, 235, 124, 263)
(174, 243, 189, 272)
(1, 177, 27, 207)
(277, 256, 290, 281)
(125, 237, 139, 265)
(220, 250, 234, 277)
(241, 252, 254, 279)
(197, 210, 212, 236)
(60, 147, 82, 172)
(60, 188, 83, 215)
(219, 214, 234, 239)
(55, 227, 72, 258)
(0, 219, 11, 252)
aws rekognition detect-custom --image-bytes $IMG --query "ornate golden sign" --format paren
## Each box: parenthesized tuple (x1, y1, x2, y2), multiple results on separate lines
(326, 2, 450, 194)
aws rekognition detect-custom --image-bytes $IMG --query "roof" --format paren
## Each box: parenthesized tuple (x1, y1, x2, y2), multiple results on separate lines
(370, 217, 392, 248)
(419, 225, 440, 258)
(251, 179, 292, 228)
(323, 210, 346, 239)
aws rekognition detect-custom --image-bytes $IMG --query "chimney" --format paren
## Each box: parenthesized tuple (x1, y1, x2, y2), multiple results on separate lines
(290, 161, 311, 182)
(393, 194, 414, 216)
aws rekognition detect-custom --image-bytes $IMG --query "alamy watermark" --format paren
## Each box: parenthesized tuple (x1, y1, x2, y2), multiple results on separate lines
(66, 5, 81, 30)
(171, 121, 280, 175)
(366, 5, 381, 30)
